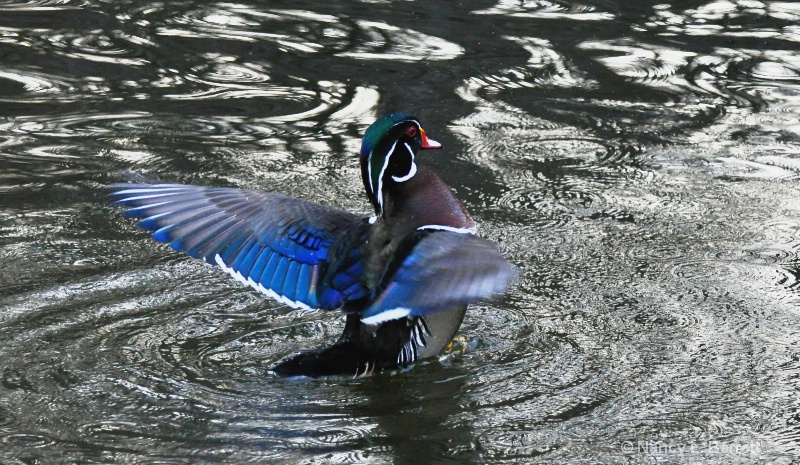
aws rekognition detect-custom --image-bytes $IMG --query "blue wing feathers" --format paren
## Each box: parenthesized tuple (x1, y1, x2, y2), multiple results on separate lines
(167, 213, 230, 249)
(319, 289, 344, 309)
(168, 238, 185, 252)
(216, 233, 251, 266)
(283, 261, 300, 302)
(344, 281, 367, 300)
(278, 235, 298, 260)
(303, 267, 318, 305)
(194, 218, 248, 262)
(111, 183, 515, 321)
(235, 242, 262, 278)
(126, 202, 173, 219)
(125, 198, 208, 219)
(332, 271, 354, 289)
(183, 216, 242, 259)
(231, 239, 258, 273)
(294, 266, 312, 304)
(152, 224, 175, 243)
(148, 208, 221, 244)
(269, 259, 290, 293)
(137, 213, 171, 231)
(259, 252, 282, 287)
(249, 249, 272, 285)
(112, 192, 175, 206)
(113, 191, 198, 207)
(360, 232, 517, 323)
(109, 183, 372, 311)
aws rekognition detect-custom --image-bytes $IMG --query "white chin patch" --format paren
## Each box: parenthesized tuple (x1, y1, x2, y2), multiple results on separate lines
(391, 162, 416, 182)
(361, 307, 413, 325)
(391, 142, 417, 183)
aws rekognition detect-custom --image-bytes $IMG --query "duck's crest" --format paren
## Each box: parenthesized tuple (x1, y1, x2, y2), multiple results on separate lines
(360, 113, 414, 157)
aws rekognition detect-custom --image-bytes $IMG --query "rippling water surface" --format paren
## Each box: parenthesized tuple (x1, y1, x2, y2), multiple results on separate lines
(2, 0, 800, 463)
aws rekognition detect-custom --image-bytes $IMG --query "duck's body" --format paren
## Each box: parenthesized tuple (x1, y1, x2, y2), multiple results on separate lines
(109, 114, 515, 378)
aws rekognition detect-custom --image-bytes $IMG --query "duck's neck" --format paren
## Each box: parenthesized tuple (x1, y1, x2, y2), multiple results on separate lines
(384, 165, 475, 235)
(362, 166, 476, 291)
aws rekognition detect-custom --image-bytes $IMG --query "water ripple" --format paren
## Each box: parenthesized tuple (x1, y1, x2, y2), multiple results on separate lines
(199, 61, 271, 84)
(335, 19, 463, 62)
(461, 36, 595, 95)
(450, 109, 653, 230)
(643, 2, 800, 36)
(158, 5, 461, 62)
(159, 7, 321, 52)
(0, 21, 153, 79)
(2, 1, 800, 463)
(79, 420, 165, 444)
(473, 0, 615, 20)
(46, 29, 151, 66)
(165, 75, 316, 102)
(0, 406, 15, 429)
(0, 0, 79, 11)
(578, 39, 696, 93)
(0, 432, 57, 449)
(4, 112, 173, 137)
(575, 39, 787, 114)
(0, 68, 77, 102)
(456, 59, 731, 149)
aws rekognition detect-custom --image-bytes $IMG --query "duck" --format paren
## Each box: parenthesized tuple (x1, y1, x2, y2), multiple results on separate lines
(108, 113, 516, 378)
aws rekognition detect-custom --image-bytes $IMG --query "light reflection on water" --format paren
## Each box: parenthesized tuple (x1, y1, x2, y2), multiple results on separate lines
(1, 0, 800, 463)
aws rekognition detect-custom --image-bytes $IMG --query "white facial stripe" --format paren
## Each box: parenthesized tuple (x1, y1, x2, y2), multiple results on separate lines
(391, 142, 417, 182)
(367, 149, 375, 195)
(417, 224, 478, 234)
(375, 140, 398, 211)
(370, 120, 425, 213)
(390, 120, 421, 132)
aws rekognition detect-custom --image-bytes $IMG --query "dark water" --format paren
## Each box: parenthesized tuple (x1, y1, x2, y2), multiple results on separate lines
(1, 0, 800, 463)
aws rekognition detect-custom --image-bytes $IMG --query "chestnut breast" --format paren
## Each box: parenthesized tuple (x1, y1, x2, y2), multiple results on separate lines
(363, 166, 476, 289)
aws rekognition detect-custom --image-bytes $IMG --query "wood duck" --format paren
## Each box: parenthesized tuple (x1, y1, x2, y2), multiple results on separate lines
(109, 113, 516, 378)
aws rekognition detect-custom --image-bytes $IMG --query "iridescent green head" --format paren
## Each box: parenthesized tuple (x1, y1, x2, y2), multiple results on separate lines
(359, 113, 441, 215)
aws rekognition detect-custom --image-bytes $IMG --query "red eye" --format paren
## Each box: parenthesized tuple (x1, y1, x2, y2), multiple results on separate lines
(405, 126, 417, 138)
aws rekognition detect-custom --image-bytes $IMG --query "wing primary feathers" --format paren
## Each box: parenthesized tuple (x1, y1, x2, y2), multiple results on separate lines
(360, 231, 516, 323)
(112, 183, 528, 316)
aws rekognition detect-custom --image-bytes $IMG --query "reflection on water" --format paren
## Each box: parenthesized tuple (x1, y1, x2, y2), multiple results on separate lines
(1, 0, 800, 463)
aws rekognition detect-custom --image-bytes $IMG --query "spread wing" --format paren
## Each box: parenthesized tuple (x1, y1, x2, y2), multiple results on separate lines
(108, 183, 369, 310)
(360, 231, 517, 324)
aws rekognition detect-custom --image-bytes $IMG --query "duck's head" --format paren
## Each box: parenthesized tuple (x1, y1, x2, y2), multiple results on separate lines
(360, 113, 442, 216)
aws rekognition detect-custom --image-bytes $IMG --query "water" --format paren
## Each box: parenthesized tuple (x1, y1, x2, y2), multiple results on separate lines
(1, 0, 800, 463)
